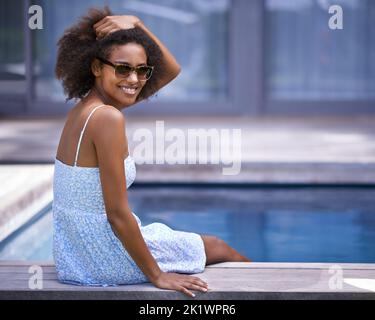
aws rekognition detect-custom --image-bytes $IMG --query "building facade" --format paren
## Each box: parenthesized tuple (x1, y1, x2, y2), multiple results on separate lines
(0, 0, 374, 117)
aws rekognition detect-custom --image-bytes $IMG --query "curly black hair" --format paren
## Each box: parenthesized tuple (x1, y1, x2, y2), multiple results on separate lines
(55, 7, 165, 102)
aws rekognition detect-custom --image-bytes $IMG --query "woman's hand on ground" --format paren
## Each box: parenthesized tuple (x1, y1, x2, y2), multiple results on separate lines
(151, 271, 209, 298)
(93, 15, 141, 39)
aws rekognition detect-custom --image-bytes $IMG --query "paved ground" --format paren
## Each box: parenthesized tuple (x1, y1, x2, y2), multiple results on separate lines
(1, 115, 375, 183)
(1, 115, 375, 164)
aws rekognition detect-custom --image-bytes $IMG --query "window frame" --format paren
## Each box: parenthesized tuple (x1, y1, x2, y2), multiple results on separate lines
(262, 0, 375, 115)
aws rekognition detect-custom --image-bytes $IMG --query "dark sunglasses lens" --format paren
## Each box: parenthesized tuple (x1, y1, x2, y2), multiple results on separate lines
(137, 66, 153, 80)
(115, 65, 132, 77)
(115, 64, 153, 80)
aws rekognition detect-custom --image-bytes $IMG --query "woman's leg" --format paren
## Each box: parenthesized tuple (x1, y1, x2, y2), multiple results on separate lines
(201, 235, 251, 265)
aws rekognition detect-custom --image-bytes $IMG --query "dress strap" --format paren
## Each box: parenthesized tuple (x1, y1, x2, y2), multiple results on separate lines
(74, 104, 105, 167)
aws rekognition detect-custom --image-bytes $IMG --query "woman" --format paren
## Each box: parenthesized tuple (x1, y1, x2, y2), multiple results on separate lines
(53, 7, 250, 298)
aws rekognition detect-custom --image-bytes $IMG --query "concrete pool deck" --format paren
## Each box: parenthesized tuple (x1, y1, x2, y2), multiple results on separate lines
(0, 165, 52, 242)
(0, 261, 374, 300)
(0, 115, 375, 186)
(1, 115, 375, 182)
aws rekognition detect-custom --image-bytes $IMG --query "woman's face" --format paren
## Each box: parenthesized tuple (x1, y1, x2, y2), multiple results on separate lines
(94, 43, 148, 107)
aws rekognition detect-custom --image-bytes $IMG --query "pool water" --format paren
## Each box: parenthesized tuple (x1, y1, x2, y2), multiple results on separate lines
(0, 187, 374, 262)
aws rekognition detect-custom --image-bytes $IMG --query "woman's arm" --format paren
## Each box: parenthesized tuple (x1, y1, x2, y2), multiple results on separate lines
(136, 19, 181, 87)
(92, 106, 207, 297)
(93, 15, 181, 93)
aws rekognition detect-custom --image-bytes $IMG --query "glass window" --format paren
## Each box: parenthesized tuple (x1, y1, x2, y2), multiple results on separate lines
(33, 0, 110, 102)
(33, 0, 230, 102)
(0, 0, 25, 96)
(265, 0, 375, 100)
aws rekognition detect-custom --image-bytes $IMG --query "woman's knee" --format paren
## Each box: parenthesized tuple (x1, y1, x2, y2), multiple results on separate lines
(202, 235, 225, 250)
(201, 235, 230, 262)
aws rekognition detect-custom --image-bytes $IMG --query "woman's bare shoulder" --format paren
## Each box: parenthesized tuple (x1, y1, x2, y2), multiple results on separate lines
(94, 105, 126, 127)
(95, 105, 125, 122)
(91, 105, 126, 141)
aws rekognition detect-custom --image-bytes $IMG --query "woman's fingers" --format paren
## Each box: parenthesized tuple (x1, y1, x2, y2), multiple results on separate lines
(184, 276, 208, 288)
(177, 281, 208, 298)
(179, 276, 209, 295)
(185, 278, 208, 291)
(182, 282, 208, 292)
(153, 273, 208, 298)
(94, 16, 139, 39)
(179, 276, 208, 287)
(191, 277, 208, 288)
(95, 21, 116, 34)
(96, 25, 118, 38)
(94, 20, 110, 30)
(178, 286, 195, 298)
(93, 16, 111, 29)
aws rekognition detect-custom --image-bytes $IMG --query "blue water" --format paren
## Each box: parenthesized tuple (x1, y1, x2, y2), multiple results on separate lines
(0, 187, 374, 262)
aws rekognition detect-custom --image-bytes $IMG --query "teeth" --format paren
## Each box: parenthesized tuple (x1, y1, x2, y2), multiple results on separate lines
(120, 86, 137, 95)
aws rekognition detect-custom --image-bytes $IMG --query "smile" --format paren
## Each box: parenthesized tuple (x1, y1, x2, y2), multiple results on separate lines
(119, 86, 138, 95)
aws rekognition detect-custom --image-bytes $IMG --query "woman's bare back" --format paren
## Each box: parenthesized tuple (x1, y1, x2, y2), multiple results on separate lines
(55, 104, 129, 167)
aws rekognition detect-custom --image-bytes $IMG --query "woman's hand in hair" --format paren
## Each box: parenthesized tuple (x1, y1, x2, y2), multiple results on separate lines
(94, 15, 141, 39)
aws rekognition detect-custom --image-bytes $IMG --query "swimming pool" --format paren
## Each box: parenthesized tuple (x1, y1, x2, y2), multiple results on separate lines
(0, 186, 374, 262)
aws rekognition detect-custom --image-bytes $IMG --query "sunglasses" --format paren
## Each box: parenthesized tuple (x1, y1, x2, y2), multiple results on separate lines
(96, 57, 154, 81)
